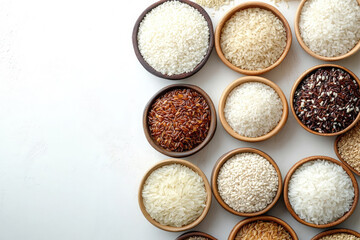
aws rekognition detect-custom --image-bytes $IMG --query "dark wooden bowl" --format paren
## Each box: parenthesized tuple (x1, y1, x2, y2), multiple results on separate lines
(138, 159, 212, 232)
(228, 216, 298, 240)
(295, 0, 360, 61)
(211, 148, 282, 217)
(176, 231, 217, 240)
(334, 133, 360, 176)
(283, 156, 359, 228)
(215, 1, 292, 75)
(132, 0, 214, 80)
(311, 228, 360, 240)
(143, 84, 217, 158)
(218, 76, 288, 142)
(290, 64, 360, 136)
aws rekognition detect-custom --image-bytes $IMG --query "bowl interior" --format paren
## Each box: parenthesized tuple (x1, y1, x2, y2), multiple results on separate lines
(334, 134, 360, 176)
(215, 1, 292, 75)
(138, 159, 212, 232)
(211, 148, 282, 217)
(176, 231, 217, 240)
(290, 64, 360, 136)
(283, 156, 359, 228)
(218, 76, 288, 142)
(132, 0, 214, 80)
(143, 84, 217, 158)
(311, 228, 360, 240)
(228, 216, 299, 240)
(294, 0, 360, 61)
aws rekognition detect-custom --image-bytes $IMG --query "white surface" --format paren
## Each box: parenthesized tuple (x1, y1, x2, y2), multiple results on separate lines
(0, 0, 359, 239)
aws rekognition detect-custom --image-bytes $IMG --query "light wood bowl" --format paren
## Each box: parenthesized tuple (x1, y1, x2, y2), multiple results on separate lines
(290, 64, 360, 136)
(138, 159, 212, 232)
(215, 1, 292, 75)
(334, 132, 360, 176)
(132, 0, 214, 80)
(311, 228, 360, 240)
(211, 148, 282, 217)
(295, 0, 360, 61)
(218, 76, 288, 142)
(143, 84, 217, 158)
(283, 156, 359, 228)
(228, 216, 299, 240)
(176, 231, 217, 240)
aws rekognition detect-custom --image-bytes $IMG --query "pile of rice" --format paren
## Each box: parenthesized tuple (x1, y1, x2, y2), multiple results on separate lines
(224, 82, 283, 138)
(142, 163, 207, 227)
(337, 122, 360, 173)
(220, 7, 287, 70)
(235, 221, 292, 240)
(319, 233, 360, 240)
(138, 1, 210, 75)
(299, 0, 360, 57)
(288, 160, 355, 225)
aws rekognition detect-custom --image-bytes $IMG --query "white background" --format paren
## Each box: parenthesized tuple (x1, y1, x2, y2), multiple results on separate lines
(0, 0, 359, 239)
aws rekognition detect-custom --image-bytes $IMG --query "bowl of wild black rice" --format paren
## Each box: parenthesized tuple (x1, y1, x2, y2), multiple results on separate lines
(175, 231, 217, 240)
(290, 64, 360, 136)
(143, 84, 217, 158)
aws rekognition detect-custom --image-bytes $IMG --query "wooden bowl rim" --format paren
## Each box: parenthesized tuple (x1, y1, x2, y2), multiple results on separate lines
(294, 0, 360, 62)
(132, 0, 214, 80)
(283, 156, 359, 228)
(143, 84, 217, 158)
(227, 215, 299, 240)
(211, 148, 283, 217)
(334, 132, 360, 176)
(214, 1, 292, 76)
(290, 64, 360, 136)
(311, 228, 360, 240)
(176, 231, 217, 240)
(218, 76, 289, 142)
(138, 159, 212, 232)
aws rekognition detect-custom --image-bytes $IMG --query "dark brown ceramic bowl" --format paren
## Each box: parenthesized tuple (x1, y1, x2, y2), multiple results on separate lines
(228, 216, 298, 240)
(139, 159, 212, 232)
(143, 84, 217, 158)
(176, 231, 217, 240)
(211, 148, 282, 217)
(311, 228, 360, 240)
(283, 156, 359, 228)
(132, 0, 214, 80)
(290, 64, 360, 136)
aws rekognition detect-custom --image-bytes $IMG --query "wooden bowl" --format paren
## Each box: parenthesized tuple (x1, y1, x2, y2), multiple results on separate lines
(283, 156, 359, 228)
(228, 216, 298, 240)
(215, 1, 292, 75)
(143, 84, 217, 158)
(334, 132, 360, 176)
(211, 148, 282, 217)
(218, 76, 288, 142)
(311, 228, 360, 240)
(295, 0, 360, 61)
(138, 159, 212, 232)
(132, 0, 214, 80)
(176, 231, 217, 240)
(290, 64, 360, 136)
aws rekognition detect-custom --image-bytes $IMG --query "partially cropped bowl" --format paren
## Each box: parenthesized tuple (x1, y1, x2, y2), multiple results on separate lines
(211, 148, 282, 217)
(215, 1, 292, 75)
(138, 159, 212, 232)
(290, 64, 360, 136)
(311, 228, 360, 240)
(176, 231, 217, 240)
(295, 0, 360, 61)
(218, 76, 288, 142)
(283, 156, 359, 228)
(143, 84, 217, 158)
(228, 216, 298, 240)
(132, 0, 214, 80)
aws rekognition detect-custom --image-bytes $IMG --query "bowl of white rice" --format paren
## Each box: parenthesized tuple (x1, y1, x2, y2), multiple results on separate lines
(295, 0, 360, 61)
(284, 156, 359, 228)
(215, 2, 292, 75)
(138, 159, 212, 232)
(218, 76, 288, 142)
(133, 0, 214, 80)
(211, 148, 282, 217)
